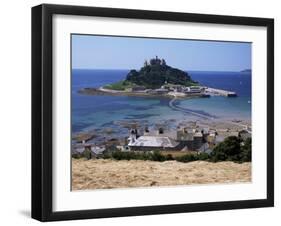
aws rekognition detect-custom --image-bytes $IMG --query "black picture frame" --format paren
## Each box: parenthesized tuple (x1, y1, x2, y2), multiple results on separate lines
(32, 3, 274, 222)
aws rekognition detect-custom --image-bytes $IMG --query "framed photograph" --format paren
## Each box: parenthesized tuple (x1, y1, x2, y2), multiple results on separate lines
(32, 4, 274, 221)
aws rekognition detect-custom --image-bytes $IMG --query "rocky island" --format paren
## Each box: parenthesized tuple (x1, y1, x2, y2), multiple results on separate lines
(78, 56, 213, 98)
(109, 56, 198, 89)
(79, 56, 237, 98)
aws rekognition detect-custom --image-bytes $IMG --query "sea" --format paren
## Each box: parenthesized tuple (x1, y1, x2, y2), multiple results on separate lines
(72, 69, 251, 137)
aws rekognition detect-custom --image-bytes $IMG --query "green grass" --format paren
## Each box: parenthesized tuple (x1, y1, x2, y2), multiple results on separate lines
(104, 79, 199, 91)
(104, 80, 135, 91)
(186, 81, 200, 87)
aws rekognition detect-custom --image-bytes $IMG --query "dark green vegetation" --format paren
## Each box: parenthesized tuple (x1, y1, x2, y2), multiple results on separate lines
(102, 150, 210, 163)
(210, 136, 251, 163)
(73, 136, 251, 163)
(104, 57, 198, 90)
(72, 149, 92, 160)
(103, 80, 135, 91)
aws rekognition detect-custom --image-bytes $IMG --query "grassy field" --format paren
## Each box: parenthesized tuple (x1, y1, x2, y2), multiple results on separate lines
(72, 159, 251, 190)
(103, 80, 135, 90)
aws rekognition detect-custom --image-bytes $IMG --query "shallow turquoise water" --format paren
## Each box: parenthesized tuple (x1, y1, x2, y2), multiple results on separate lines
(72, 69, 251, 134)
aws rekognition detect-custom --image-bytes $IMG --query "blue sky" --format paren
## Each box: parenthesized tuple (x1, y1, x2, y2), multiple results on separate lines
(72, 34, 251, 71)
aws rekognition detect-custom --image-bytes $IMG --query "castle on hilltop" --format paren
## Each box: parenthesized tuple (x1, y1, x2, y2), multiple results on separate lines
(144, 56, 166, 67)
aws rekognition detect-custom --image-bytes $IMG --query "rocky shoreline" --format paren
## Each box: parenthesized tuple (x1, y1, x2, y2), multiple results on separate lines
(79, 87, 165, 97)
(78, 87, 207, 98)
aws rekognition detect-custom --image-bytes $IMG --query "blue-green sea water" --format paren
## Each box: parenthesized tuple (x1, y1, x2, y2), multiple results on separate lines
(72, 69, 251, 135)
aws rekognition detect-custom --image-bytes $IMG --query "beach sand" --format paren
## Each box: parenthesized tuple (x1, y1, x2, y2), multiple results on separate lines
(72, 159, 251, 190)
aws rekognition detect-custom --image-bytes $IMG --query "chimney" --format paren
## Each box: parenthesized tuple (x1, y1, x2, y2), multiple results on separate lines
(158, 128, 164, 134)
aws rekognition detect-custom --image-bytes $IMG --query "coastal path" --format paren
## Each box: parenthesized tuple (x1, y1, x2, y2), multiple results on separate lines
(168, 97, 215, 120)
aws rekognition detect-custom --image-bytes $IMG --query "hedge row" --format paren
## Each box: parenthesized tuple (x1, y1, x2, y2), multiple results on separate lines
(72, 136, 251, 163)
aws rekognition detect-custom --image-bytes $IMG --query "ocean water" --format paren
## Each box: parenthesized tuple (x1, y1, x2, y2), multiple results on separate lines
(72, 69, 251, 135)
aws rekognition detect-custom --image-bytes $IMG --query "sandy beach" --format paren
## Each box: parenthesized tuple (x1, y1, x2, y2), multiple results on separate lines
(72, 159, 251, 190)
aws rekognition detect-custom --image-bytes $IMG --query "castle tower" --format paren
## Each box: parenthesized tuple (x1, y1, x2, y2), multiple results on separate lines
(144, 59, 148, 67)
(155, 55, 161, 65)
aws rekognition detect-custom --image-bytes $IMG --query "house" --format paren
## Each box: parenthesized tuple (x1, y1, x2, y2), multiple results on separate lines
(161, 84, 183, 91)
(176, 127, 205, 151)
(128, 127, 179, 151)
(72, 142, 105, 159)
(177, 127, 195, 141)
(91, 146, 106, 155)
(193, 132, 203, 149)
(126, 123, 242, 153)
(128, 135, 179, 151)
(185, 86, 203, 94)
(206, 133, 216, 143)
(127, 128, 139, 145)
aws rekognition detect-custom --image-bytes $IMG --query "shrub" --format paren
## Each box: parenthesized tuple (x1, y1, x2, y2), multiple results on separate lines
(99, 136, 251, 163)
(240, 137, 252, 162)
(166, 154, 174, 161)
(151, 151, 167, 162)
(72, 152, 82, 159)
(82, 148, 92, 160)
(104, 145, 119, 154)
(210, 136, 251, 163)
(102, 150, 171, 162)
(198, 152, 210, 160)
(175, 153, 199, 163)
(104, 80, 134, 91)
(111, 151, 136, 160)
(101, 153, 112, 159)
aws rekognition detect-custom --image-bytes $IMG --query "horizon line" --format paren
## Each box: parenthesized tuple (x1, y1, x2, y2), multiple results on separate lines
(72, 68, 252, 73)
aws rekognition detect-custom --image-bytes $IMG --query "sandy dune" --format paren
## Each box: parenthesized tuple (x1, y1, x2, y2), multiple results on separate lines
(72, 159, 251, 190)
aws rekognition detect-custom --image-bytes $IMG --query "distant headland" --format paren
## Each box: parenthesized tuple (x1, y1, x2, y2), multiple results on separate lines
(240, 69, 251, 73)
